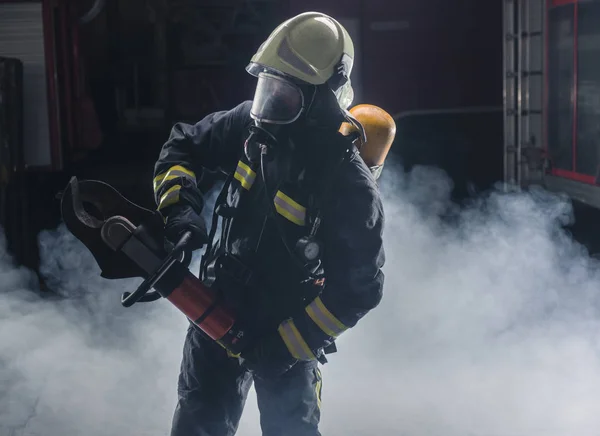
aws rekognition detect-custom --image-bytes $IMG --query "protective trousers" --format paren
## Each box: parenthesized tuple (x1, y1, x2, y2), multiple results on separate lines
(171, 325, 323, 436)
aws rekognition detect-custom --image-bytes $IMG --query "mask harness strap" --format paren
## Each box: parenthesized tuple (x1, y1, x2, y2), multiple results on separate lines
(259, 145, 317, 281)
(258, 139, 352, 283)
(200, 168, 236, 282)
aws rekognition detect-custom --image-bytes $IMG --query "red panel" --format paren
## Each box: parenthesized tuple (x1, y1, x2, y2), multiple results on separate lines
(572, 1, 579, 171)
(551, 168, 596, 184)
(41, 0, 62, 170)
(57, 0, 75, 154)
(39, 0, 82, 170)
(544, 0, 549, 155)
(71, 0, 80, 134)
(39, 0, 95, 168)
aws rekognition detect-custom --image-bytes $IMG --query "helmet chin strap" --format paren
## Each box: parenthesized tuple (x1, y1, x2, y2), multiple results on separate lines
(303, 85, 349, 129)
(298, 85, 317, 123)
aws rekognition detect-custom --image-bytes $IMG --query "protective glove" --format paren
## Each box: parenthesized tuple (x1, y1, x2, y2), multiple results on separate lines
(240, 331, 299, 379)
(164, 204, 208, 252)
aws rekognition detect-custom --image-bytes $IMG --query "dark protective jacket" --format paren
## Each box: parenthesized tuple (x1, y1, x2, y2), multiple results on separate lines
(153, 100, 385, 361)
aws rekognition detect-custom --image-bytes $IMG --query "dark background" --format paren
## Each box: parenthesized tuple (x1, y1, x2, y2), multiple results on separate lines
(0, 0, 522, 280)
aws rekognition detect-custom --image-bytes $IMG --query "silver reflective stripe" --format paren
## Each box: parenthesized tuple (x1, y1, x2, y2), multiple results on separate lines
(370, 164, 384, 180)
(278, 319, 315, 361)
(274, 191, 306, 226)
(306, 296, 348, 338)
(234, 161, 256, 190)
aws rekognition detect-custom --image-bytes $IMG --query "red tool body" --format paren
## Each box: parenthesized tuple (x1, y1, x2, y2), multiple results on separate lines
(60, 177, 249, 354)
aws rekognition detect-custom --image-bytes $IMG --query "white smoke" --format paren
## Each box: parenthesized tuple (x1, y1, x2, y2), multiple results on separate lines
(2, 161, 600, 436)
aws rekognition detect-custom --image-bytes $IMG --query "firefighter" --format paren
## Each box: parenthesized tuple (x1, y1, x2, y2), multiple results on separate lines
(153, 12, 387, 436)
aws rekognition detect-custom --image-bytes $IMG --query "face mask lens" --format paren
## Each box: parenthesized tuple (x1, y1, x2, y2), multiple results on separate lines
(250, 73, 304, 124)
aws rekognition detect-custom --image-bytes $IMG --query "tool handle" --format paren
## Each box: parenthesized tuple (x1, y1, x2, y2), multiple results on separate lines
(121, 231, 193, 307)
(131, 290, 163, 303)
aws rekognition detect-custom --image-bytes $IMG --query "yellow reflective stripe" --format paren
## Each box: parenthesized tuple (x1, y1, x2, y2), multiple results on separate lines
(237, 160, 253, 177)
(233, 160, 256, 190)
(306, 296, 348, 338)
(157, 184, 181, 210)
(274, 191, 306, 226)
(315, 367, 322, 410)
(153, 165, 195, 192)
(227, 350, 241, 358)
(214, 340, 239, 357)
(278, 319, 315, 361)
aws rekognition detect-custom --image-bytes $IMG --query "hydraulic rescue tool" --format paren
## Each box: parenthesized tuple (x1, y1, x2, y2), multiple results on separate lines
(60, 176, 250, 355)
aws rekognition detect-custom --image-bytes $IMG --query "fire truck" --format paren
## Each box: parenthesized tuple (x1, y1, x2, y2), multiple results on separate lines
(504, 0, 600, 208)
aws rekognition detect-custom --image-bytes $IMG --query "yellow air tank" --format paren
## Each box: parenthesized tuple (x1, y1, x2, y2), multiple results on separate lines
(340, 104, 396, 179)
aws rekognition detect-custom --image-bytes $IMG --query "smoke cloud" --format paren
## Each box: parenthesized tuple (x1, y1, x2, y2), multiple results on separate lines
(2, 160, 600, 436)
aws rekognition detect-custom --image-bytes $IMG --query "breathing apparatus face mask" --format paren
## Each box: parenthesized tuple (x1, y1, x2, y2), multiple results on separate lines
(245, 68, 363, 163)
(250, 72, 305, 125)
(246, 72, 314, 163)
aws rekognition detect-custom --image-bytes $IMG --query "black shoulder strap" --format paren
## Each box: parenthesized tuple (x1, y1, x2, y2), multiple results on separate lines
(199, 162, 239, 281)
(306, 138, 354, 236)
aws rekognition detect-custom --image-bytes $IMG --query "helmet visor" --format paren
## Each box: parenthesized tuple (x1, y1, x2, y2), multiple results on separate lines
(250, 73, 304, 124)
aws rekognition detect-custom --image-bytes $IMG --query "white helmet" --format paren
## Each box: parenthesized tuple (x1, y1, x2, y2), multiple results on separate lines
(246, 12, 356, 125)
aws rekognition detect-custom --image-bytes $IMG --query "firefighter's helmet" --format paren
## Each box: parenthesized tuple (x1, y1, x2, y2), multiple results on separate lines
(246, 12, 355, 124)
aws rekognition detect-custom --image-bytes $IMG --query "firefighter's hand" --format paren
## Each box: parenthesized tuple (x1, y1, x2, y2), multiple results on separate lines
(164, 204, 208, 251)
(240, 332, 298, 379)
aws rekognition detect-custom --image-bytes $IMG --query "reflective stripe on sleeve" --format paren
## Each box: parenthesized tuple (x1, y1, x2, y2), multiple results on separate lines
(153, 165, 196, 193)
(233, 160, 256, 190)
(157, 184, 181, 210)
(274, 191, 306, 226)
(305, 296, 348, 338)
(278, 319, 316, 361)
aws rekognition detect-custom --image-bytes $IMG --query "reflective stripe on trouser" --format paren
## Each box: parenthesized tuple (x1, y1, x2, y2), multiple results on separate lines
(315, 367, 323, 410)
(154, 165, 196, 193)
(234, 160, 256, 190)
(278, 319, 316, 360)
(305, 296, 348, 338)
(274, 190, 306, 226)
(255, 360, 322, 436)
(171, 326, 322, 436)
(158, 184, 181, 211)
